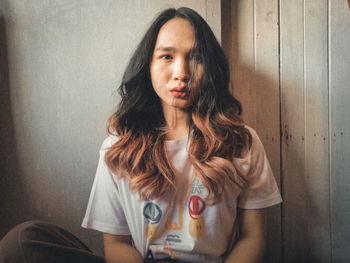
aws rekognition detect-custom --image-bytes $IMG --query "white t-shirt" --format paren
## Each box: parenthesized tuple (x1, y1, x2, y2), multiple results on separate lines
(82, 126, 282, 262)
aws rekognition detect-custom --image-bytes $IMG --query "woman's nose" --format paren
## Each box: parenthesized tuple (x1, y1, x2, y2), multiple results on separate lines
(173, 59, 189, 83)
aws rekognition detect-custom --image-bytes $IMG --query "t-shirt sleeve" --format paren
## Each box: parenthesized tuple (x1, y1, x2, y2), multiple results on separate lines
(236, 127, 283, 209)
(81, 137, 131, 235)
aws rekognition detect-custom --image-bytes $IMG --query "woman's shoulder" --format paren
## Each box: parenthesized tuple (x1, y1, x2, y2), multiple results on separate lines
(236, 125, 264, 160)
(244, 125, 258, 140)
(233, 125, 268, 176)
(100, 133, 120, 152)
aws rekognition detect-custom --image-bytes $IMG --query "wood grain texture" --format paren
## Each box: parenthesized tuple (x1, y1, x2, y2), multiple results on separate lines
(228, 0, 256, 128)
(280, 0, 332, 261)
(330, 0, 350, 262)
(224, 0, 350, 261)
(254, 1, 282, 262)
(222, 0, 282, 261)
(303, 0, 331, 261)
(280, 0, 310, 261)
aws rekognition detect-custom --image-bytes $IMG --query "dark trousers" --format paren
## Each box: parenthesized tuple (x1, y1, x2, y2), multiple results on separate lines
(0, 221, 181, 263)
(0, 221, 106, 263)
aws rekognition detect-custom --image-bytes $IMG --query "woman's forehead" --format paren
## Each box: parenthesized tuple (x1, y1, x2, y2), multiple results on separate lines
(154, 18, 195, 50)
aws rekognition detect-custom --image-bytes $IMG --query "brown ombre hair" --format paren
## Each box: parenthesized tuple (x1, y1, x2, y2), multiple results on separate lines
(105, 7, 252, 203)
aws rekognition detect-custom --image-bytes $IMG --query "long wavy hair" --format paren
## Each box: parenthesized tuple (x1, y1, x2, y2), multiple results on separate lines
(105, 7, 252, 203)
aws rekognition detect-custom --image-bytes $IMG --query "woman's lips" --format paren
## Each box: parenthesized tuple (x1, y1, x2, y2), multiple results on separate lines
(170, 87, 189, 98)
(171, 90, 188, 98)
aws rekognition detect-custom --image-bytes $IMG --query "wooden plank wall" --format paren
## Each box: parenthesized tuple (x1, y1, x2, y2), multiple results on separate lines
(222, 0, 350, 262)
(222, 0, 282, 261)
(280, 0, 331, 261)
(330, 0, 350, 262)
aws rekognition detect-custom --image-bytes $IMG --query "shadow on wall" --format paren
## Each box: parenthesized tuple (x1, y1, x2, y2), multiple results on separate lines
(221, 1, 325, 262)
(228, 49, 323, 263)
(0, 9, 29, 238)
(0, 4, 104, 255)
(222, 2, 282, 261)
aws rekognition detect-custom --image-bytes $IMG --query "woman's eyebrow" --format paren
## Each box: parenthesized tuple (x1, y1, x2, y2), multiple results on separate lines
(154, 46, 176, 52)
(154, 46, 199, 54)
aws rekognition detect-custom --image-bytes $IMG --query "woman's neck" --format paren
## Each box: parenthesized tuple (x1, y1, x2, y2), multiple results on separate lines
(162, 106, 190, 140)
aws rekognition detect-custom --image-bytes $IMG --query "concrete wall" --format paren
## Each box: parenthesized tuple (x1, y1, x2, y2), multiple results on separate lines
(0, 0, 220, 256)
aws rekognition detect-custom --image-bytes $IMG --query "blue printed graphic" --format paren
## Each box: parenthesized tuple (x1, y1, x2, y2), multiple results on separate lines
(143, 202, 162, 224)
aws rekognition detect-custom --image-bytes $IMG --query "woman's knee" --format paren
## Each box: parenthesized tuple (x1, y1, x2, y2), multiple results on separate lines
(0, 221, 96, 263)
(0, 221, 47, 263)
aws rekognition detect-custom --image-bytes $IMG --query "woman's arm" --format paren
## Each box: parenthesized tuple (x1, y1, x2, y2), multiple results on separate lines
(103, 233, 144, 263)
(224, 209, 266, 263)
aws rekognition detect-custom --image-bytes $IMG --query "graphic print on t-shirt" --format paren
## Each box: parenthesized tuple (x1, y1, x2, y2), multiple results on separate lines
(188, 178, 207, 238)
(188, 195, 206, 219)
(165, 199, 183, 231)
(191, 178, 206, 195)
(189, 215, 205, 238)
(144, 199, 184, 260)
(153, 244, 181, 259)
(143, 202, 162, 223)
(143, 202, 162, 241)
(165, 234, 181, 244)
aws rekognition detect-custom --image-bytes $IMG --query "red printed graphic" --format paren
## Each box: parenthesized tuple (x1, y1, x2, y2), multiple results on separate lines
(188, 195, 206, 219)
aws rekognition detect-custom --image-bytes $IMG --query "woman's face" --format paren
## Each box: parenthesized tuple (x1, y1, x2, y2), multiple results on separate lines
(150, 18, 203, 112)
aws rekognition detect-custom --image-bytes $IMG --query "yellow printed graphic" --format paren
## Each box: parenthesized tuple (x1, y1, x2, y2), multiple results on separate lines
(163, 245, 180, 259)
(189, 215, 205, 238)
(165, 199, 183, 231)
(145, 224, 158, 241)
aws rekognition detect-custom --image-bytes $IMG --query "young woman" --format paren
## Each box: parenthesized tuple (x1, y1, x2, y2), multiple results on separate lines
(82, 7, 282, 263)
(0, 7, 282, 263)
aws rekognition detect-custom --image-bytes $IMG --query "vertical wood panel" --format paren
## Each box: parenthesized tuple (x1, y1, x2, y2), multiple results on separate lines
(222, 0, 282, 261)
(330, 0, 350, 261)
(254, 1, 282, 262)
(304, 0, 331, 261)
(229, 0, 256, 128)
(281, 0, 331, 261)
(280, 0, 308, 261)
(224, 0, 350, 261)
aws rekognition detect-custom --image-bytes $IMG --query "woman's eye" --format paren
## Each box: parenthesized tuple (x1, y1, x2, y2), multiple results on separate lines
(162, 55, 173, 60)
